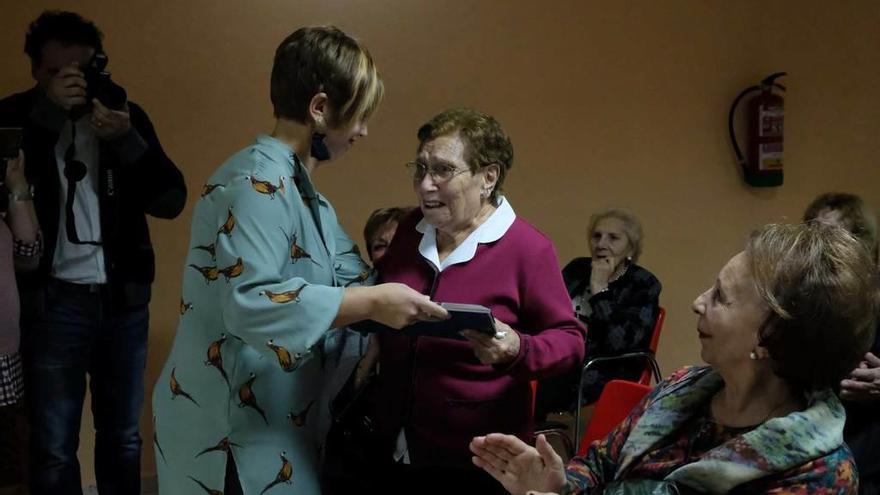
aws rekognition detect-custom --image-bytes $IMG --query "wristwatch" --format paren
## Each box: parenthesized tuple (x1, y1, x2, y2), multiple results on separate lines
(9, 185, 34, 201)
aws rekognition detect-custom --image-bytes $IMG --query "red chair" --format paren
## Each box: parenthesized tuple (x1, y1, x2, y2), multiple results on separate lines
(638, 307, 665, 384)
(576, 379, 651, 456)
(572, 307, 665, 444)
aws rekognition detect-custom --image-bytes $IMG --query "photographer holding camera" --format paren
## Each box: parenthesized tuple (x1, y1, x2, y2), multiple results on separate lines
(0, 11, 186, 495)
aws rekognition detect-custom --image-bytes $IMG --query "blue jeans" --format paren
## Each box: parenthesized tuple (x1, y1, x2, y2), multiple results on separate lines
(22, 279, 149, 495)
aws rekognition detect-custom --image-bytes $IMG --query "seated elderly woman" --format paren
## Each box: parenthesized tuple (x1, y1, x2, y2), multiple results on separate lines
(471, 223, 878, 495)
(367, 108, 587, 493)
(536, 208, 661, 420)
(804, 192, 880, 494)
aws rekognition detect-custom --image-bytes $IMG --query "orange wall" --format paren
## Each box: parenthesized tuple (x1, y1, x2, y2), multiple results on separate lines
(2, 0, 878, 485)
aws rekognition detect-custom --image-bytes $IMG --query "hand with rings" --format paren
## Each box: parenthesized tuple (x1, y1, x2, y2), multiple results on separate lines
(461, 319, 520, 365)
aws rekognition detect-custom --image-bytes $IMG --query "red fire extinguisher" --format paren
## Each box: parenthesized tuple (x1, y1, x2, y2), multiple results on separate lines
(728, 72, 787, 187)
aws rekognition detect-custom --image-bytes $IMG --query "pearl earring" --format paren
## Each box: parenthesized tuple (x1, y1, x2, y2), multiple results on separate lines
(749, 351, 757, 360)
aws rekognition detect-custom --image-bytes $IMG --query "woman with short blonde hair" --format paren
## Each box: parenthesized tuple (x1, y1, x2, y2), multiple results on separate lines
(153, 26, 446, 494)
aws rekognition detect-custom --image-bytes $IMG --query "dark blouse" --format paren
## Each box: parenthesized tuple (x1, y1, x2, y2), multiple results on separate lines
(536, 257, 661, 415)
(563, 257, 661, 359)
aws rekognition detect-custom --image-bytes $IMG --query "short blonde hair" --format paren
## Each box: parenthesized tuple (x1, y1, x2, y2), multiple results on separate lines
(747, 223, 878, 392)
(271, 26, 384, 127)
(587, 208, 644, 262)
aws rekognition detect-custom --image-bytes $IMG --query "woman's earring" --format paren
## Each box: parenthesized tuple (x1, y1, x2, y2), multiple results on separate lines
(311, 133, 330, 161)
(749, 351, 758, 360)
(480, 189, 490, 199)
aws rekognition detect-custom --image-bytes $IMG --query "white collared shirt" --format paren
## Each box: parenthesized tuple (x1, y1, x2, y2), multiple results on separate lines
(52, 117, 107, 284)
(414, 196, 516, 272)
(394, 196, 516, 463)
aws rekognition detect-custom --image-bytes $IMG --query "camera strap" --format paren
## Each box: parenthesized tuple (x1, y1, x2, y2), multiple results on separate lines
(63, 122, 101, 246)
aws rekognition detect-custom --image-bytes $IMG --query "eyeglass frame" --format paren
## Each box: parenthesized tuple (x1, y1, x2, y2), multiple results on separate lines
(405, 160, 475, 183)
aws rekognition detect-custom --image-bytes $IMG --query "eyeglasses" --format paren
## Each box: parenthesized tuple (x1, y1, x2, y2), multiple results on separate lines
(405, 161, 471, 183)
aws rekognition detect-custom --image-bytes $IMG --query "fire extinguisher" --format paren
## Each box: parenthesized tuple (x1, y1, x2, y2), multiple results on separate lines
(728, 72, 787, 187)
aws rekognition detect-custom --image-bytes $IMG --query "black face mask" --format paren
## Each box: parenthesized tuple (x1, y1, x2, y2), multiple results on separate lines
(310, 132, 330, 161)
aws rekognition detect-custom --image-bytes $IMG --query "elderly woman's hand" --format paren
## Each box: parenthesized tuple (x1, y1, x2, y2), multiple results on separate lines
(461, 319, 519, 365)
(840, 352, 880, 403)
(590, 256, 617, 294)
(470, 433, 566, 495)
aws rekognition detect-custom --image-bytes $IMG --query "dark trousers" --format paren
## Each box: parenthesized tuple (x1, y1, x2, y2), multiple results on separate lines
(0, 403, 26, 487)
(22, 279, 149, 495)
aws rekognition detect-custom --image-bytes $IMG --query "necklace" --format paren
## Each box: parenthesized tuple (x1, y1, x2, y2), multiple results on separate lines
(609, 263, 629, 284)
(709, 390, 799, 428)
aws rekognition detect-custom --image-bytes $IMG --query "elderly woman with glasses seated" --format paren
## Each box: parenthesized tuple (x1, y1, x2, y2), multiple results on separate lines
(471, 223, 877, 495)
(363, 108, 587, 493)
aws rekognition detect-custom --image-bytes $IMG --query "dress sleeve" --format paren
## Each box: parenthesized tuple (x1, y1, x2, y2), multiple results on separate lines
(586, 267, 661, 356)
(12, 230, 42, 272)
(115, 103, 187, 220)
(210, 174, 346, 357)
(501, 239, 587, 381)
(330, 210, 375, 288)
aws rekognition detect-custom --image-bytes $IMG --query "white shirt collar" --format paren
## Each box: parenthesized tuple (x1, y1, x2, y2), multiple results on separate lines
(415, 196, 516, 271)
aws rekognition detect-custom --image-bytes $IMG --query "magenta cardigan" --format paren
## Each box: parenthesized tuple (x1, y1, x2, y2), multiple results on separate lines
(373, 211, 586, 468)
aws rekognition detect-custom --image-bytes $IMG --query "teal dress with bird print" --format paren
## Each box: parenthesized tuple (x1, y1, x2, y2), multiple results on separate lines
(153, 134, 372, 494)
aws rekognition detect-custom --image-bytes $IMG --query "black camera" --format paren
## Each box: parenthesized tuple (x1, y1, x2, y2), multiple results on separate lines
(70, 51, 127, 119)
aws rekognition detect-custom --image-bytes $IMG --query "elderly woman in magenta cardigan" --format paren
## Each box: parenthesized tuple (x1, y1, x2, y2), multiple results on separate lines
(471, 223, 876, 495)
(365, 108, 587, 493)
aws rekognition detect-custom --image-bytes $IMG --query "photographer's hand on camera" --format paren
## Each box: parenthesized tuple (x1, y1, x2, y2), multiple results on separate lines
(90, 98, 131, 140)
(47, 64, 87, 111)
